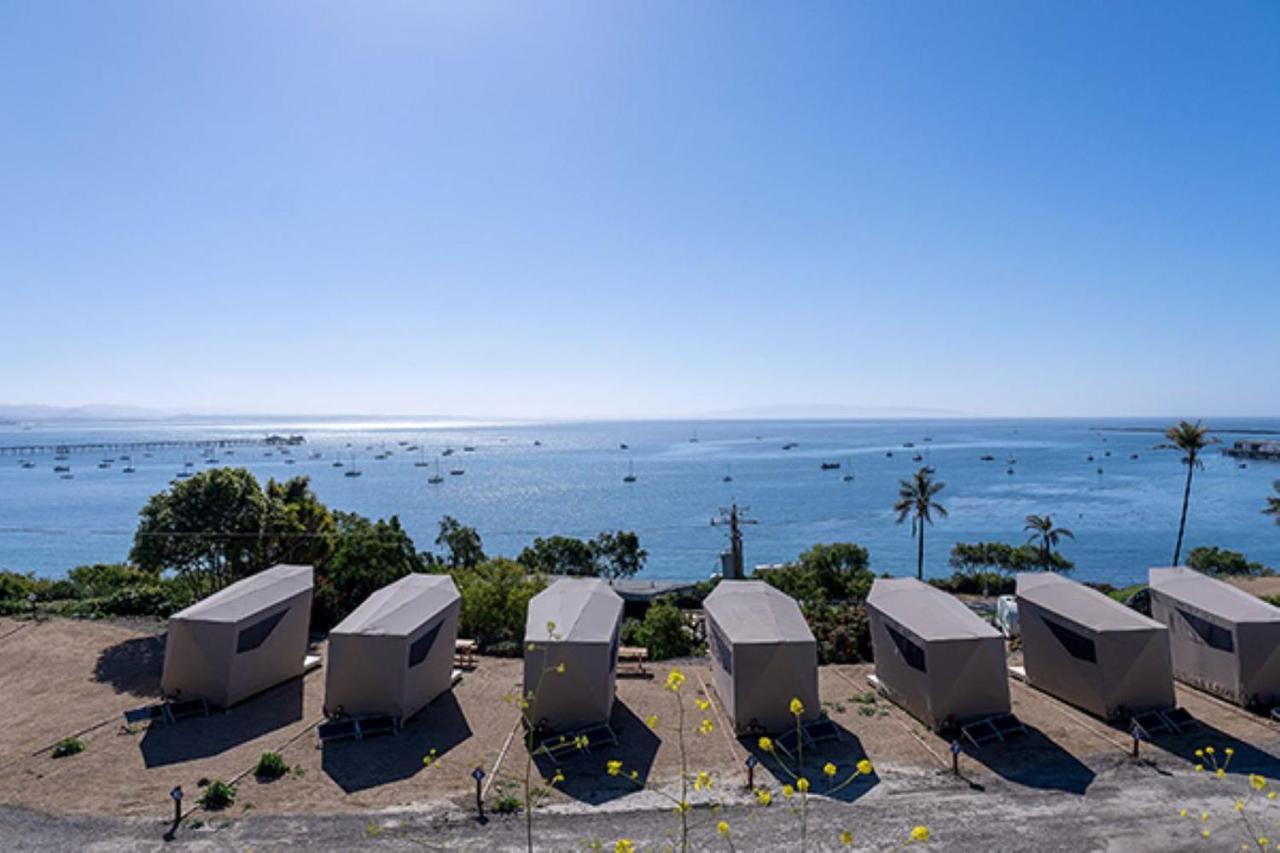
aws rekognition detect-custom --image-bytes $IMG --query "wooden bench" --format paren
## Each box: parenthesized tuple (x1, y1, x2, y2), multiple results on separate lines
(617, 645, 649, 676)
(455, 638, 479, 670)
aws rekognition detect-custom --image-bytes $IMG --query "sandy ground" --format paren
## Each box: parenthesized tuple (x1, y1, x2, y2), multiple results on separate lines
(5, 614, 1280, 850)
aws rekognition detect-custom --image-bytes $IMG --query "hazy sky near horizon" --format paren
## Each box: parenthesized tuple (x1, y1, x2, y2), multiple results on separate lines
(3, 2, 1279, 419)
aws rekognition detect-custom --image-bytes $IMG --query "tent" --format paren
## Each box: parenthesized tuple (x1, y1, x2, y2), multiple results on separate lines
(161, 564, 314, 708)
(866, 578, 1010, 731)
(523, 578, 624, 732)
(1017, 573, 1174, 721)
(702, 581, 819, 733)
(1149, 566, 1280, 708)
(324, 574, 461, 723)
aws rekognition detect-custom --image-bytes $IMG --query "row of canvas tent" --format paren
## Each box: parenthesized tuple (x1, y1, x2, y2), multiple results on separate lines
(866, 567, 1280, 733)
(159, 561, 1280, 738)
(159, 565, 822, 735)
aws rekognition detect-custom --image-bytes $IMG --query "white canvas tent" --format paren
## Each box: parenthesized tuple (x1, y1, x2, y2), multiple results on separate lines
(1149, 566, 1280, 708)
(523, 578, 624, 732)
(1017, 572, 1174, 721)
(702, 581, 819, 733)
(325, 574, 461, 723)
(161, 564, 314, 708)
(866, 578, 1011, 731)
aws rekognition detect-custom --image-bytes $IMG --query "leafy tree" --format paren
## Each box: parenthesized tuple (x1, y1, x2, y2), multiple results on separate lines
(590, 530, 647, 581)
(1186, 546, 1272, 577)
(755, 543, 874, 606)
(450, 559, 545, 653)
(948, 540, 1072, 574)
(1157, 420, 1217, 566)
(262, 477, 337, 568)
(1023, 514, 1074, 571)
(894, 467, 948, 580)
(1265, 481, 1280, 526)
(517, 535, 597, 576)
(435, 516, 486, 569)
(130, 468, 272, 596)
(632, 598, 698, 660)
(802, 603, 873, 664)
(313, 513, 425, 628)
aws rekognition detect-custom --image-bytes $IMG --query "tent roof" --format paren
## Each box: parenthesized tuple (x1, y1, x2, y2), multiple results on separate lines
(1149, 567, 1280, 623)
(171, 564, 312, 624)
(526, 578, 623, 643)
(703, 581, 814, 644)
(868, 578, 1002, 641)
(1017, 572, 1161, 633)
(331, 574, 460, 637)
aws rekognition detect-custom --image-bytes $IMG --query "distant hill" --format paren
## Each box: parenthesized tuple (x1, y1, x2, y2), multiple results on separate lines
(0, 404, 176, 422)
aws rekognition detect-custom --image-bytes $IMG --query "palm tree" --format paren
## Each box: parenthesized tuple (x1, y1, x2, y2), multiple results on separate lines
(1157, 420, 1217, 566)
(1265, 481, 1280, 526)
(894, 467, 947, 580)
(1024, 513, 1073, 571)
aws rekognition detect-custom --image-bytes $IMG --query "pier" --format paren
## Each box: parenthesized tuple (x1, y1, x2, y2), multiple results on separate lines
(0, 435, 305, 457)
(1223, 439, 1280, 461)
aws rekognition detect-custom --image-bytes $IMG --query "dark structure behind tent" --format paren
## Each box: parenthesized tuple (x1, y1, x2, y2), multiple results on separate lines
(1149, 566, 1280, 708)
(325, 574, 461, 723)
(866, 578, 1010, 731)
(1017, 573, 1174, 721)
(703, 581, 819, 733)
(161, 563, 313, 708)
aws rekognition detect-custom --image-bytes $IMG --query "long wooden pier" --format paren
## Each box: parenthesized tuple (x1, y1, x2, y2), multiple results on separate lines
(0, 435, 304, 456)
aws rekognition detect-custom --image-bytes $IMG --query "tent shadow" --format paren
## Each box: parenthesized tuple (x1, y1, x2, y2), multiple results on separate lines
(139, 677, 304, 768)
(532, 701, 659, 805)
(322, 692, 472, 794)
(741, 719, 878, 804)
(94, 633, 166, 698)
(963, 724, 1096, 794)
(1150, 717, 1280, 778)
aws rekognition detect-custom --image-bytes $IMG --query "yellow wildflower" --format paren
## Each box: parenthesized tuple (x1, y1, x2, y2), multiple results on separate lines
(1179, 808, 1188, 818)
(645, 714, 658, 729)
(666, 670, 686, 691)
(1236, 799, 1246, 813)
(758, 736, 774, 752)
(555, 662, 566, 674)
(796, 777, 810, 793)
(1226, 747, 1235, 756)
(857, 759, 873, 775)
(615, 840, 634, 853)
(1201, 812, 1210, 822)
(1201, 829, 1211, 839)
(910, 826, 930, 843)
(629, 770, 638, 781)
(754, 788, 772, 806)
(717, 821, 730, 837)
(1252, 774, 1268, 790)
(1206, 747, 1216, 756)
(695, 697, 710, 711)
(1217, 768, 1227, 779)
(1195, 749, 1205, 758)
(1259, 837, 1270, 848)
(840, 830, 853, 846)
(1195, 764, 1204, 772)
(823, 762, 838, 778)
(699, 718, 714, 735)
(527, 642, 537, 652)
(694, 771, 713, 791)
(551, 769, 565, 785)
(674, 800, 691, 814)
(782, 784, 794, 799)
(790, 698, 805, 716)
(607, 760, 623, 776)
(1269, 791, 1277, 800)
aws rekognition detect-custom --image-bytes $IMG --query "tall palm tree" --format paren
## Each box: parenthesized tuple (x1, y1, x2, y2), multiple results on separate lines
(894, 467, 947, 580)
(1157, 419, 1217, 566)
(1265, 481, 1280, 526)
(1024, 513, 1074, 571)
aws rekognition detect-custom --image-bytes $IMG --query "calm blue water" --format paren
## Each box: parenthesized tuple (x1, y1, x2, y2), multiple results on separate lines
(2, 417, 1278, 586)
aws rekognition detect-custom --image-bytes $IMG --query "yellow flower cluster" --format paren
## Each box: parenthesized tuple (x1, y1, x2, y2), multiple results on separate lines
(758, 736, 774, 752)
(606, 760, 623, 776)
(754, 788, 772, 806)
(614, 840, 634, 853)
(716, 820, 730, 836)
(910, 825, 930, 843)
(698, 719, 714, 735)
(666, 669, 686, 692)
(694, 771, 713, 791)
(790, 697, 805, 716)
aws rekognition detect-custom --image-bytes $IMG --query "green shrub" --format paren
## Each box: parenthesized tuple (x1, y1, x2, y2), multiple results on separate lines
(199, 780, 236, 810)
(1188, 546, 1273, 577)
(451, 559, 546, 651)
(633, 599, 699, 660)
(493, 789, 523, 814)
(51, 737, 85, 758)
(66, 563, 161, 598)
(928, 571, 1014, 596)
(253, 751, 289, 780)
(803, 603, 872, 664)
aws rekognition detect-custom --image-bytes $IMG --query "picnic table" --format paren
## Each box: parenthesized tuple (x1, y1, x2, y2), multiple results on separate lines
(455, 638, 479, 669)
(618, 645, 649, 675)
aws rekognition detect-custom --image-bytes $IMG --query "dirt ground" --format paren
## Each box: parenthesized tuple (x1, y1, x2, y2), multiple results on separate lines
(4, 614, 1280, 850)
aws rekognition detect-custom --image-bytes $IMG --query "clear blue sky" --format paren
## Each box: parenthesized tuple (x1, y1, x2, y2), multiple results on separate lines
(3, 2, 1278, 419)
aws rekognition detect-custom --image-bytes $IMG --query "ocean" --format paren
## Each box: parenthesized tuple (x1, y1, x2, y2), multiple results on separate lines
(2, 417, 1278, 586)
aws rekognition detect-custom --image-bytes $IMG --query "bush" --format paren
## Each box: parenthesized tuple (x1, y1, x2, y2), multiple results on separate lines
(803, 603, 872, 664)
(754, 543, 874, 607)
(66, 563, 161, 598)
(199, 780, 236, 810)
(1187, 546, 1272, 577)
(451, 559, 546, 652)
(254, 751, 289, 780)
(632, 599, 698, 660)
(928, 571, 1013, 596)
(51, 737, 85, 758)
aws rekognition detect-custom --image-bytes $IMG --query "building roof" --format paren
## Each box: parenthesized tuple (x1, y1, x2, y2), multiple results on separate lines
(1149, 567, 1280, 623)
(867, 578, 1002, 642)
(1017, 572, 1162, 633)
(526, 578, 623, 643)
(171, 564, 313, 624)
(703, 581, 814, 644)
(331, 574, 460, 637)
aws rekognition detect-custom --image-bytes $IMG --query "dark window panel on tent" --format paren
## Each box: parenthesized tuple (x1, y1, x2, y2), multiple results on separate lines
(408, 621, 444, 669)
(1044, 618, 1097, 663)
(710, 620, 733, 675)
(236, 609, 288, 654)
(1177, 608, 1235, 653)
(887, 624, 927, 673)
